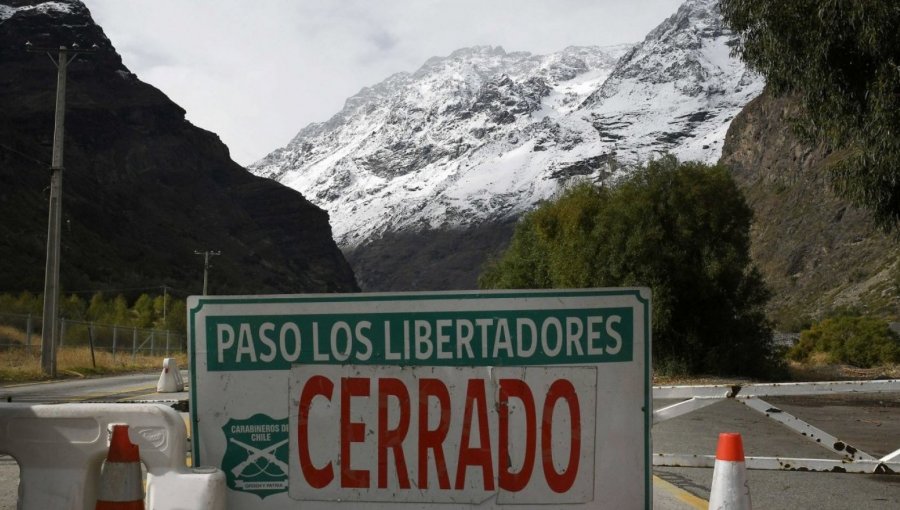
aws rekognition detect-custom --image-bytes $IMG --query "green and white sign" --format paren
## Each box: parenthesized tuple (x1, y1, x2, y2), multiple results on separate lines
(189, 289, 651, 509)
(221, 414, 289, 498)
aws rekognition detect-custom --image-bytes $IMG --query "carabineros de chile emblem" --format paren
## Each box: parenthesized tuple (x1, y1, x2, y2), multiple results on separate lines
(221, 414, 289, 498)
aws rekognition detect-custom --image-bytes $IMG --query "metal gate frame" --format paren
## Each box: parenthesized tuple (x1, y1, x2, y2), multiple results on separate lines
(652, 379, 900, 474)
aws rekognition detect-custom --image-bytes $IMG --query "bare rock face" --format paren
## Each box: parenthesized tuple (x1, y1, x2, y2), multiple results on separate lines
(342, 220, 517, 292)
(0, 0, 358, 295)
(720, 89, 899, 326)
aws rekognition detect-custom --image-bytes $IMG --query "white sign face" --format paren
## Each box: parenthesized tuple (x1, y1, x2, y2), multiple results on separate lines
(289, 365, 597, 504)
(188, 289, 651, 510)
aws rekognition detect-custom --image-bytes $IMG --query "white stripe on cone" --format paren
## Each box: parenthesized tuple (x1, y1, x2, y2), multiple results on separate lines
(708, 433, 752, 510)
(96, 425, 144, 509)
(709, 459, 751, 509)
(97, 461, 143, 502)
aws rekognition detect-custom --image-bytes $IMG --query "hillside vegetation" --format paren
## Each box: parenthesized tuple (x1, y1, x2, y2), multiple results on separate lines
(0, 291, 185, 333)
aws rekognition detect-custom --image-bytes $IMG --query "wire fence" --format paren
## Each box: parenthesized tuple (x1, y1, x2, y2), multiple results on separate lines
(0, 312, 186, 360)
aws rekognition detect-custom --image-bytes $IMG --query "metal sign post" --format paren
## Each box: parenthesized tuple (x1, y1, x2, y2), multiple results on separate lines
(189, 289, 651, 509)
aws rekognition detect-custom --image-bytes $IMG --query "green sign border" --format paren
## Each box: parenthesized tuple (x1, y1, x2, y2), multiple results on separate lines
(188, 289, 651, 507)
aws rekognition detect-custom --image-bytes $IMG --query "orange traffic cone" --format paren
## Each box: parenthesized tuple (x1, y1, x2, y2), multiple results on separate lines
(96, 424, 144, 509)
(709, 432, 751, 510)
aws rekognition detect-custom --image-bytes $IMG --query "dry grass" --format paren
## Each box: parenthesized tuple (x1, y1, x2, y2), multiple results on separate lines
(0, 325, 39, 346)
(0, 346, 188, 383)
(786, 360, 900, 381)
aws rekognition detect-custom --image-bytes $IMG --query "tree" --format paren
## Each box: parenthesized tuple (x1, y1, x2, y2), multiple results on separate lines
(0, 291, 188, 334)
(0, 292, 40, 315)
(59, 294, 87, 321)
(165, 299, 187, 333)
(131, 294, 155, 329)
(720, 0, 900, 230)
(87, 292, 112, 322)
(111, 295, 130, 325)
(480, 156, 776, 376)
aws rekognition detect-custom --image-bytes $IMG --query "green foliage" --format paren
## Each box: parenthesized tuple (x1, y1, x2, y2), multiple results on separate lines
(788, 314, 900, 367)
(164, 299, 187, 334)
(0, 292, 42, 315)
(721, 0, 900, 230)
(131, 294, 156, 329)
(480, 156, 777, 377)
(60, 294, 87, 321)
(0, 291, 186, 334)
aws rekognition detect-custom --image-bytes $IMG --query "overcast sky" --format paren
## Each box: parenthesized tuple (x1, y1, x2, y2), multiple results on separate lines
(81, 0, 684, 166)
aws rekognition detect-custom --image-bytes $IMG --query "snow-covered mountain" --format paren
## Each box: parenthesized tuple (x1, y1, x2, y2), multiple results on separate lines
(251, 43, 634, 247)
(581, 0, 761, 164)
(251, 0, 764, 286)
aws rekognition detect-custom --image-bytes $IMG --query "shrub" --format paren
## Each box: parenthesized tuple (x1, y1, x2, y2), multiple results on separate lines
(789, 314, 900, 368)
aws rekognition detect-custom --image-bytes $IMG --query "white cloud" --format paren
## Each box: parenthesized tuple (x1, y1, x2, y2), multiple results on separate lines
(82, 0, 683, 165)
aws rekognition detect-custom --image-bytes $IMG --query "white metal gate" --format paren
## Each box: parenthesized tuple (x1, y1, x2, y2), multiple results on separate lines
(652, 380, 900, 474)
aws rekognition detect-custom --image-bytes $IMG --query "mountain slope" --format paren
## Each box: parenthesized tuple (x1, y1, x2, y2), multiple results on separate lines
(720, 89, 899, 326)
(0, 0, 358, 295)
(581, 0, 761, 164)
(251, 0, 764, 291)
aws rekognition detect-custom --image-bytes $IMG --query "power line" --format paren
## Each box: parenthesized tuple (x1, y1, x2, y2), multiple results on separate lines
(0, 143, 48, 167)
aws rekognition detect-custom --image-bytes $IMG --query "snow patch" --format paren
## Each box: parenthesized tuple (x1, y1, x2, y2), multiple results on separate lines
(0, 5, 14, 21)
(0, 1, 73, 22)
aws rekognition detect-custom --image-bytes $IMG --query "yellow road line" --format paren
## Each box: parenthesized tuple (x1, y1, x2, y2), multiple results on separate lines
(184, 414, 193, 467)
(181, 413, 191, 437)
(119, 392, 161, 401)
(653, 475, 708, 509)
(0, 379, 62, 389)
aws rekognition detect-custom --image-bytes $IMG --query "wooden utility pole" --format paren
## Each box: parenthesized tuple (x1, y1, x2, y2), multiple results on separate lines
(194, 250, 221, 295)
(28, 42, 96, 377)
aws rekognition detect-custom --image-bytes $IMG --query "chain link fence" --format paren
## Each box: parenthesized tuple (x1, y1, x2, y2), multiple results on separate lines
(0, 312, 186, 360)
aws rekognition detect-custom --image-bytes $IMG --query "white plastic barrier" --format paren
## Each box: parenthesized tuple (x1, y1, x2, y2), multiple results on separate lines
(0, 403, 224, 510)
(157, 358, 186, 393)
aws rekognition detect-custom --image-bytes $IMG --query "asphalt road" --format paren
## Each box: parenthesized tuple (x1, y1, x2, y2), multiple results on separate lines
(0, 375, 898, 509)
(653, 392, 900, 509)
(0, 372, 167, 403)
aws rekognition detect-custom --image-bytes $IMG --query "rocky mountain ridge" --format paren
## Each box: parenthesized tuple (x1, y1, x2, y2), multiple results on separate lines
(0, 0, 358, 295)
(251, 0, 765, 290)
(252, 43, 637, 248)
